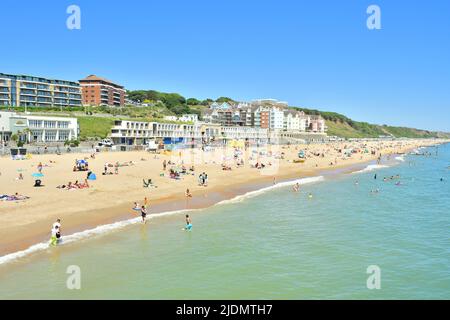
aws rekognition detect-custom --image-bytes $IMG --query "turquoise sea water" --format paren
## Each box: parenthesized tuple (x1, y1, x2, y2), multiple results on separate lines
(0, 144, 449, 299)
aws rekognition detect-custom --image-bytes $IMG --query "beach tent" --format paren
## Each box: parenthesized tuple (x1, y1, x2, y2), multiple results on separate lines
(88, 173, 97, 181)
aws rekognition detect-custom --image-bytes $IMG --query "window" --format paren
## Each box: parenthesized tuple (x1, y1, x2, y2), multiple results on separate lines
(58, 121, 69, 129)
(29, 120, 42, 128)
(45, 131, 57, 141)
(44, 121, 56, 128)
(58, 131, 70, 141)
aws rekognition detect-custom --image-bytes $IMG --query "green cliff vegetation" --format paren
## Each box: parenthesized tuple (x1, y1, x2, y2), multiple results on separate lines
(292, 106, 448, 139)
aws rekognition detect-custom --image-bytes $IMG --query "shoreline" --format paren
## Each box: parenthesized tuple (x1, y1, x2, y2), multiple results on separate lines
(0, 140, 447, 263)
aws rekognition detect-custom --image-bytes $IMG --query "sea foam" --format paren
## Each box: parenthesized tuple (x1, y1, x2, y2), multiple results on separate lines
(0, 209, 196, 266)
(216, 176, 325, 205)
(353, 164, 389, 174)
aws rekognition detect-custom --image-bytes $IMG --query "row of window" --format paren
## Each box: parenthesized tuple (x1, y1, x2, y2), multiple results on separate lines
(29, 120, 71, 128)
(30, 130, 71, 141)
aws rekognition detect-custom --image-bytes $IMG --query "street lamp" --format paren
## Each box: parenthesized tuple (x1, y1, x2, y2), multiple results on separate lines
(1, 126, 4, 155)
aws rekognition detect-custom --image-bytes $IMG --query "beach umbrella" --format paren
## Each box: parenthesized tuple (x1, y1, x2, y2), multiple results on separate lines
(77, 159, 87, 165)
(88, 173, 97, 181)
(32, 173, 44, 178)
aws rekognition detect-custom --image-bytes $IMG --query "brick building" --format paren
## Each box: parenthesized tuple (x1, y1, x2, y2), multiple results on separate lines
(79, 75, 126, 107)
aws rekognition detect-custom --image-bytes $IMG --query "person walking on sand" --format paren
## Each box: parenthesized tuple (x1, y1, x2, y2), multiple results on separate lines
(185, 188, 192, 198)
(141, 205, 148, 224)
(163, 160, 167, 171)
(37, 162, 43, 173)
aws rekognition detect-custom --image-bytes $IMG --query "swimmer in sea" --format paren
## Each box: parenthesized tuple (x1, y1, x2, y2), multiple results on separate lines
(184, 214, 192, 231)
(308, 193, 313, 199)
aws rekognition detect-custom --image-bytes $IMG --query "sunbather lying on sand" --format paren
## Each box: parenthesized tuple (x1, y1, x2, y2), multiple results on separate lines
(0, 193, 30, 201)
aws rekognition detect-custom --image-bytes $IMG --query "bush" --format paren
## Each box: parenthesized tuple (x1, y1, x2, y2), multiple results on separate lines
(64, 139, 80, 147)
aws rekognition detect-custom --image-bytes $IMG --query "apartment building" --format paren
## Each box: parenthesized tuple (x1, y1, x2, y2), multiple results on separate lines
(220, 126, 268, 141)
(0, 111, 78, 143)
(0, 73, 82, 108)
(110, 120, 202, 145)
(79, 75, 126, 107)
(110, 120, 269, 145)
(284, 110, 309, 132)
(308, 115, 327, 133)
(269, 107, 285, 131)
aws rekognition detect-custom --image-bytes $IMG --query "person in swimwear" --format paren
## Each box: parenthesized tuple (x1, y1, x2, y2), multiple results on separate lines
(141, 205, 147, 224)
(185, 214, 192, 231)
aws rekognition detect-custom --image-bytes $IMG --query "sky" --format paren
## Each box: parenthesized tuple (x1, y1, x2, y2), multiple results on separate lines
(1, 0, 449, 131)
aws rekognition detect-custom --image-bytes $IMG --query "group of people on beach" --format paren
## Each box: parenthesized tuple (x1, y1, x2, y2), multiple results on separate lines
(131, 198, 192, 232)
(198, 172, 208, 186)
(56, 179, 90, 190)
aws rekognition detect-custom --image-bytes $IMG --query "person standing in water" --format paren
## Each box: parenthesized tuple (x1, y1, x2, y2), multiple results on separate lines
(185, 214, 192, 231)
(141, 205, 148, 224)
(50, 219, 61, 246)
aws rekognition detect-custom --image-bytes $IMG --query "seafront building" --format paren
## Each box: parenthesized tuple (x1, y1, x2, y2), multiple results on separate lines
(0, 111, 78, 144)
(0, 73, 82, 108)
(201, 98, 327, 134)
(110, 119, 270, 146)
(79, 75, 126, 107)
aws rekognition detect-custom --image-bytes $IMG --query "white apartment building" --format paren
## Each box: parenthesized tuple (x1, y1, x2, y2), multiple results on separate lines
(110, 120, 269, 145)
(284, 110, 310, 132)
(220, 126, 268, 140)
(269, 107, 285, 131)
(0, 111, 78, 143)
(110, 120, 203, 145)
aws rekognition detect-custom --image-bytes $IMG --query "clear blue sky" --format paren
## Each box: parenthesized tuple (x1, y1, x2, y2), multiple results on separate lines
(1, 0, 449, 131)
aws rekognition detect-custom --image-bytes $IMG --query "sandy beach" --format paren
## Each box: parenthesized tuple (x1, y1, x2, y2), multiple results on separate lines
(0, 139, 446, 257)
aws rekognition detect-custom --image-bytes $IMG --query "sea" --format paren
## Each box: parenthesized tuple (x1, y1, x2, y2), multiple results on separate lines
(0, 143, 448, 299)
